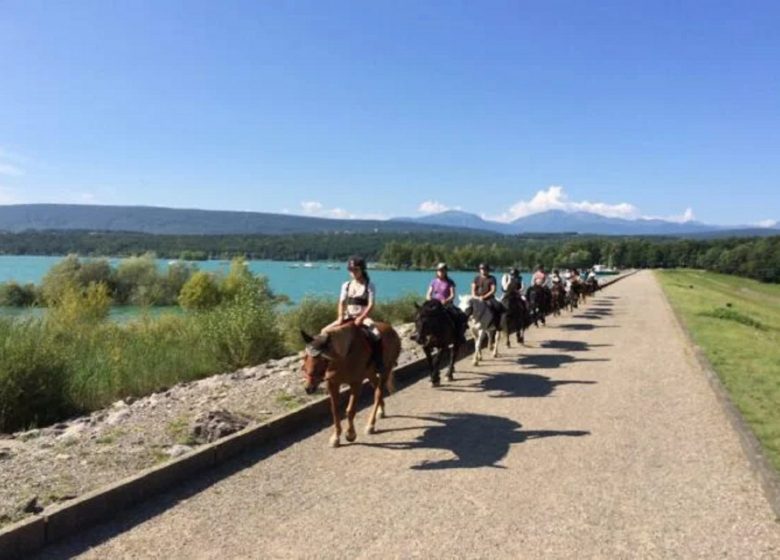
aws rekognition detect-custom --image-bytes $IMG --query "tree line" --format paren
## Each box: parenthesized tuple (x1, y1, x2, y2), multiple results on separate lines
(0, 230, 777, 284)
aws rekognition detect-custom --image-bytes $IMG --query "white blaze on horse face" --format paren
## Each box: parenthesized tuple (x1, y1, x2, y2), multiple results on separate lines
(457, 295, 473, 312)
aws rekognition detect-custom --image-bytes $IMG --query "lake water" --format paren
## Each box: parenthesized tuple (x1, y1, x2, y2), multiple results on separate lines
(0, 255, 534, 305)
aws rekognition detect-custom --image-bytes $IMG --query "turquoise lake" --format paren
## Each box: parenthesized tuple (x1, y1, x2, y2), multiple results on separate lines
(0, 255, 534, 305)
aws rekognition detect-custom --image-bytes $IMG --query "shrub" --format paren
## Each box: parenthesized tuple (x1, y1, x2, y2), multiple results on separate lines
(374, 293, 421, 324)
(0, 319, 72, 432)
(179, 271, 221, 310)
(197, 287, 285, 368)
(115, 253, 163, 306)
(699, 307, 767, 330)
(279, 296, 337, 352)
(48, 282, 112, 325)
(0, 282, 38, 307)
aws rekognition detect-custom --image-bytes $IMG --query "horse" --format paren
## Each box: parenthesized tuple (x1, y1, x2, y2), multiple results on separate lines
(458, 295, 502, 366)
(301, 321, 401, 447)
(550, 283, 566, 316)
(497, 291, 529, 348)
(410, 300, 466, 387)
(525, 285, 551, 327)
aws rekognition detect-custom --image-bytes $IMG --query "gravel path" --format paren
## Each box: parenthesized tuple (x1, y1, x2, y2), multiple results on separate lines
(36, 271, 780, 559)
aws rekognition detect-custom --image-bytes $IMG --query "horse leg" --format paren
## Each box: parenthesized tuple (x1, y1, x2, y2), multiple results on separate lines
(473, 329, 482, 366)
(424, 346, 439, 387)
(492, 330, 499, 357)
(446, 342, 456, 381)
(345, 382, 360, 443)
(327, 381, 342, 448)
(366, 380, 383, 435)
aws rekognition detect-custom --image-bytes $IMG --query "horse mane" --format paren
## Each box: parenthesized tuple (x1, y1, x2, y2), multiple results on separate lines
(318, 323, 356, 359)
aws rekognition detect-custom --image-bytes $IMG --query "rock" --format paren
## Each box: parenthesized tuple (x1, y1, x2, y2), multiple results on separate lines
(105, 408, 131, 426)
(17, 429, 41, 441)
(166, 444, 194, 458)
(111, 400, 128, 409)
(55, 454, 71, 461)
(0, 448, 12, 461)
(124, 396, 137, 405)
(191, 409, 250, 444)
(58, 423, 88, 441)
(22, 496, 43, 514)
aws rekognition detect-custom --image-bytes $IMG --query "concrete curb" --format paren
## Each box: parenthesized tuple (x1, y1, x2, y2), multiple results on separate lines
(0, 272, 632, 559)
(656, 271, 780, 521)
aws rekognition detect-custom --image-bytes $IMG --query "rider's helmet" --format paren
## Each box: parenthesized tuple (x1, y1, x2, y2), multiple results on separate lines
(478, 263, 490, 272)
(347, 255, 367, 272)
(436, 262, 448, 271)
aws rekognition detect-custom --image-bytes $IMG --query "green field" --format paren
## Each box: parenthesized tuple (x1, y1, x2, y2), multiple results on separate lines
(657, 269, 780, 472)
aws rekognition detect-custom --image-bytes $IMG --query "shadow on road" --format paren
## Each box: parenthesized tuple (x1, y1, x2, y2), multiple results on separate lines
(365, 413, 590, 470)
(556, 323, 618, 331)
(441, 372, 596, 398)
(517, 353, 609, 369)
(539, 340, 612, 352)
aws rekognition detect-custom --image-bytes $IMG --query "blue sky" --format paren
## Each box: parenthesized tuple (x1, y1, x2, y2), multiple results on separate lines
(1, 1, 778, 226)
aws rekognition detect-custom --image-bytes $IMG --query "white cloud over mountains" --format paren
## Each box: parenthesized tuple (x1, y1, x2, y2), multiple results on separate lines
(757, 219, 778, 228)
(299, 201, 386, 221)
(420, 186, 696, 224)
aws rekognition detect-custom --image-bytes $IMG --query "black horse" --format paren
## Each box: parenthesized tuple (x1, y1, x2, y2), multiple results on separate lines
(499, 292, 529, 347)
(411, 300, 467, 386)
(525, 285, 551, 327)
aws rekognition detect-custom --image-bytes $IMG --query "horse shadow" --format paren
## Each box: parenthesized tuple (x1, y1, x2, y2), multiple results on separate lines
(517, 353, 609, 369)
(369, 413, 590, 470)
(556, 323, 617, 331)
(539, 340, 612, 352)
(440, 371, 596, 398)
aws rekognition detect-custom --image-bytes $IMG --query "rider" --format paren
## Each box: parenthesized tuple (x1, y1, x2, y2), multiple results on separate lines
(501, 266, 524, 297)
(427, 262, 466, 343)
(532, 264, 547, 287)
(472, 263, 503, 324)
(551, 269, 562, 286)
(327, 255, 384, 373)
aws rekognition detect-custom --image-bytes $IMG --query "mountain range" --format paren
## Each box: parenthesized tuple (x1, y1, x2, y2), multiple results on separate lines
(394, 209, 780, 237)
(0, 204, 777, 237)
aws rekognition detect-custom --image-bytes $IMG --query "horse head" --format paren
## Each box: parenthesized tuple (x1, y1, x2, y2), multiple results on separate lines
(410, 300, 446, 346)
(301, 330, 330, 393)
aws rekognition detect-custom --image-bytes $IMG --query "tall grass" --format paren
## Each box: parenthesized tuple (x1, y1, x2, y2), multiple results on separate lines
(0, 288, 425, 433)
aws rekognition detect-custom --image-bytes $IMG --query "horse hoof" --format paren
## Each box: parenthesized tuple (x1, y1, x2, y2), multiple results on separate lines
(329, 435, 341, 448)
(378, 407, 385, 419)
(432, 379, 441, 387)
(365, 425, 375, 435)
(345, 430, 357, 443)
(445, 374, 453, 381)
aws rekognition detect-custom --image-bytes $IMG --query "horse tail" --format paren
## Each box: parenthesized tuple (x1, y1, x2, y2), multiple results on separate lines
(385, 366, 396, 394)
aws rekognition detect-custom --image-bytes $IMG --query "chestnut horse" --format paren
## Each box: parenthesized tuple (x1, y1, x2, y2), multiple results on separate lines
(301, 321, 401, 447)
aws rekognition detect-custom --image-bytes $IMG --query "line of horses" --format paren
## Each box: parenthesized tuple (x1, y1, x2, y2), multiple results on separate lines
(300, 277, 600, 447)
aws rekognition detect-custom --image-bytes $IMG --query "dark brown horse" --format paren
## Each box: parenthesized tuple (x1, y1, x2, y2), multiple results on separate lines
(301, 321, 401, 447)
(551, 283, 565, 316)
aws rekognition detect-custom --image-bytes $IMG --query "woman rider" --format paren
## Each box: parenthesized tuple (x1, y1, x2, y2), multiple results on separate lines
(472, 263, 504, 323)
(325, 255, 384, 372)
(427, 262, 466, 343)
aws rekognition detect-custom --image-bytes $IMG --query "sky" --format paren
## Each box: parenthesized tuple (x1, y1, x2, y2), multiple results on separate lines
(1, 0, 778, 226)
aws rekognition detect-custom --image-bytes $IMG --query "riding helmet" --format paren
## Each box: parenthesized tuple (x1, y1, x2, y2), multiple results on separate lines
(436, 262, 448, 271)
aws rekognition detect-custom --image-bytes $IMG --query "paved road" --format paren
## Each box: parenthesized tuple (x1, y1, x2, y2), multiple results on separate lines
(38, 271, 780, 559)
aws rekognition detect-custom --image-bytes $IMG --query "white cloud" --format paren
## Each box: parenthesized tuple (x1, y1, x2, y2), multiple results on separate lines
(489, 185, 639, 223)
(0, 163, 24, 177)
(664, 207, 695, 223)
(417, 200, 461, 214)
(299, 201, 386, 221)
(757, 219, 778, 228)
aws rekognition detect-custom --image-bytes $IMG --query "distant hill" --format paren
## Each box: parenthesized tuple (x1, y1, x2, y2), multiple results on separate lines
(399, 209, 780, 237)
(0, 204, 776, 238)
(0, 204, 492, 236)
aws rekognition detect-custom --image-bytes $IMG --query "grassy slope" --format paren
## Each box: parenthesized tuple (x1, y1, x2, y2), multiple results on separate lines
(656, 269, 780, 472)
